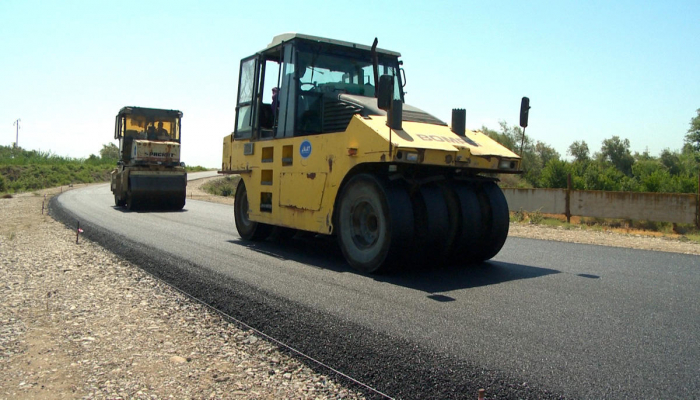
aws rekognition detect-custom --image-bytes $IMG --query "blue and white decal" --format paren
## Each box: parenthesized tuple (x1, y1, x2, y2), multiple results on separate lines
(299, 140, 312, 159)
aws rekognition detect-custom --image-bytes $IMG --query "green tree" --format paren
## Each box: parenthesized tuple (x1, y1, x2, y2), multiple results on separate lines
(490, 121, 548, 186)
(679, 145, 700, 175)
(582, 162, 629, 191)
(659, 149, 681, 175)
(600, 136, 635, 176)
(632, 160, 666, 192)
(482, 125, 516, 151)
(534, 141, 560, 167)
(85, 154, 101, 165)
(568, 141, 590, 162)
(100, 143, 120, 161)
(540, 159, 569, 188)
(484, 121, 529, 154)
(684, 108, 700, 151)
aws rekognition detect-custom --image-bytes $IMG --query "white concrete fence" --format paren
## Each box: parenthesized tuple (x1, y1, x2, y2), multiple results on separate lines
(502, 187, 699, 226)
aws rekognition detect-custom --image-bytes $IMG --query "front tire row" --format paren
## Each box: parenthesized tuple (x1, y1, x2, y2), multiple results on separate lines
(234, 176, 510, 274)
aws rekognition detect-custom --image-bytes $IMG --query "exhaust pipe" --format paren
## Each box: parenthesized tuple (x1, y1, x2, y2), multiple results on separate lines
(451, 109, 466, 136)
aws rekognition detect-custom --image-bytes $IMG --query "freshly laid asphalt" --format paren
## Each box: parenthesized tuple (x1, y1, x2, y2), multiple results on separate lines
(50, 177, 700, 399)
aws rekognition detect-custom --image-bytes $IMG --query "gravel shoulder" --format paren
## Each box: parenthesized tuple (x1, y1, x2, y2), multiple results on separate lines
(2, 178, 698, 399)
(1, 184, 363, 400)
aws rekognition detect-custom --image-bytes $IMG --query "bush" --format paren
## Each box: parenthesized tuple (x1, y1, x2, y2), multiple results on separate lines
(202, 176, 241, 197)
(512, 208, 526, 222)
(540, 159, 569, 188)
(528, 209, 544, 224)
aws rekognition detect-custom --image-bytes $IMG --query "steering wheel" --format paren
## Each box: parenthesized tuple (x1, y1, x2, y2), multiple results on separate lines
(300, 82, 316, 90)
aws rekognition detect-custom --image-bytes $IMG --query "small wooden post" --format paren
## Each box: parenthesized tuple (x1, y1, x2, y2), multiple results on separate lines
(565, 173, 572, 223)
(76, 221, 80, 244)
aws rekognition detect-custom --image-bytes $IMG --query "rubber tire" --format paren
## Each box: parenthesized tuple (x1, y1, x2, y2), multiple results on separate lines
(470, 181, 510, 262)
(114, 194, 126, 207)
(126, 192, 136, 211)
(234, 180, 272, 241)
(436, 182, 461, 264)
(408, 183, 453, 267)
(336, 174, 413, 274)
(449, 182, 483, 265)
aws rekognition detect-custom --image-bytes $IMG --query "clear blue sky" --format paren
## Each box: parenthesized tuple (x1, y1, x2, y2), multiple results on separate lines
(1, 0, 698, 168)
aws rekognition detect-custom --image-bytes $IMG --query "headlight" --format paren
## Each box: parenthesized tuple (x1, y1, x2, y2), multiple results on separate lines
(397, 151, 419, 162)
(499, 159, 517, 169)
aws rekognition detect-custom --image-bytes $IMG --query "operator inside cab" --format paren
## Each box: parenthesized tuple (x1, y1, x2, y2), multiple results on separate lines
(156, 121, 170, 140)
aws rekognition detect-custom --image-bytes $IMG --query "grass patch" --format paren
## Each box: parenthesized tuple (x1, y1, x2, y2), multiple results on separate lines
(538, 218, 577, 230)
(511, 208, 526, 223)
(0, 164, 112, 193)
(528, 209, 544, 224)
(185, 165, 211, 173)
(0, 144, 209, 194)
(683, 233, 700, 244)
(202, 176, 241, 197)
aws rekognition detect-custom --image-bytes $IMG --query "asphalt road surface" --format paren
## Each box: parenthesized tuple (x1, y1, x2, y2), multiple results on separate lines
(51, 173, 700, 399)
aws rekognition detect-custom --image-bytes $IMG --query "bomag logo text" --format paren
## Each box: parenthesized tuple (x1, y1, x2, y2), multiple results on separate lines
(416, 134, 479, 147)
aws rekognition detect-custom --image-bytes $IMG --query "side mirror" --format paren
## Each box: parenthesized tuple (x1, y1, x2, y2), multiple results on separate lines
(377, 75, 394, 111)
(520, 97, 530, 128)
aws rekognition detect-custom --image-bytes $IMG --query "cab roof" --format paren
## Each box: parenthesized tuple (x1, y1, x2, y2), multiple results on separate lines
(117, 107, 183, 119)
(265, 33, 401, 57)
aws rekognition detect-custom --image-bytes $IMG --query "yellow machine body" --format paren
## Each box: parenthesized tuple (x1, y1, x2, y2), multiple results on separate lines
(222, 114, 520, 235)
(221, 33, 523, 272)
(130, 139, 181, 164)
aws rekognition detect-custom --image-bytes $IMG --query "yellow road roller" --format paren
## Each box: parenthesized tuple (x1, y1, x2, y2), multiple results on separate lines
(220, 33, 525, 273)
(112, 107, 187, 210)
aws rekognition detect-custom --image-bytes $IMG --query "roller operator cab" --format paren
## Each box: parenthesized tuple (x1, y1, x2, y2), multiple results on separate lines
(221, 33, 523, 273)
(111, 106, 187, 210)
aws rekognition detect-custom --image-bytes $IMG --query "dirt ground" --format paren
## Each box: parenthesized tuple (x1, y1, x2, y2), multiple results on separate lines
(0, 184, 365, 400)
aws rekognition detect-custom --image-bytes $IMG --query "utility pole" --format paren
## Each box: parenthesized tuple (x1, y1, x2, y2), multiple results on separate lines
(13, 118, 21, 148)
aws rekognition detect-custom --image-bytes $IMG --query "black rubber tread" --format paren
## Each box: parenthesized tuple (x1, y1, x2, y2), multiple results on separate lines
(126, 192, 136, 211)
(436, 181, 461, 263)
(234, 180, 272, 241)
(470, 181, 510, 262)
(114, 194, 126, 207)
(336, 174, 413, 273)
(171, 195, 186, 211)
(408, 183, 452, 268)
(449, 182, 483, 265)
